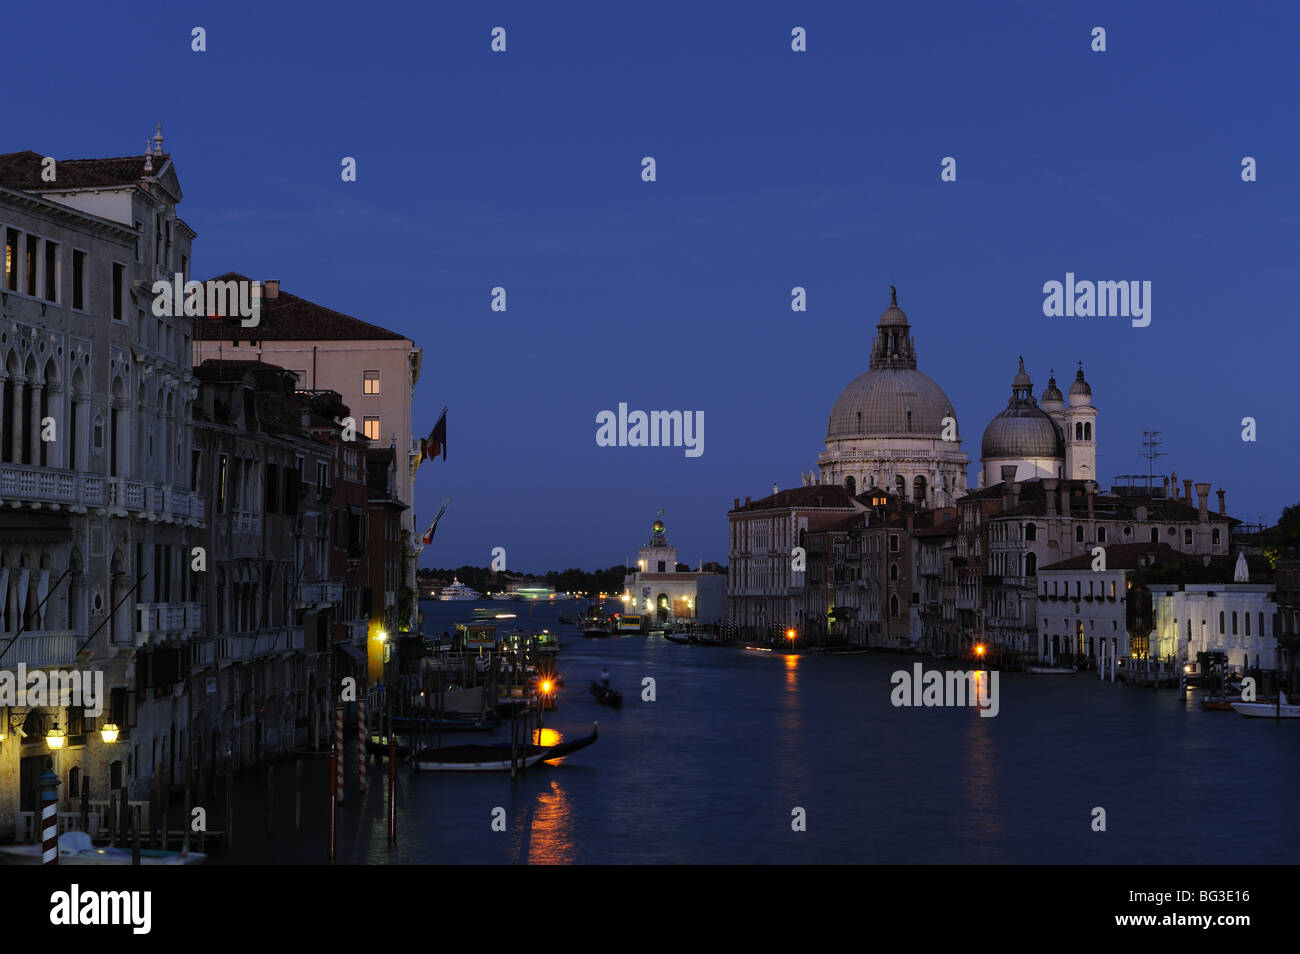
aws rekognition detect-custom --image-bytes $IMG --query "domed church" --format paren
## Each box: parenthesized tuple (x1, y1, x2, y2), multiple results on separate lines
(979, 359, 1096, 487)
(815, 289, 969, 508)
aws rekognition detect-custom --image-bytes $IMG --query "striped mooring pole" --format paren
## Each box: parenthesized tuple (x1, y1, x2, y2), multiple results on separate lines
(357, 695, 367, 794)
(40, 769, 60, 865)
(334, 704, 344, 804)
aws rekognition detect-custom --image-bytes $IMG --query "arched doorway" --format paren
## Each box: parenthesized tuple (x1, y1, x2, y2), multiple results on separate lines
(656, 593, 670, 622)
(844, 475, 856, 495)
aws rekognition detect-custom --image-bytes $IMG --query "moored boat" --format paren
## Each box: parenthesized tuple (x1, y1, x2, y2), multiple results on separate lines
(1025, 664, 1078, 674)
(412, 723, 599, 772)
(1231, 690, 1300, 718)
(0, 831, 206, 865)
(664, 632, 694, 644)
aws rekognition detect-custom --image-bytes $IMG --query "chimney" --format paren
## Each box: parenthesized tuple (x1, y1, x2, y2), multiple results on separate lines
(1162, 476, 1170, 497)
(1184, 479, 1193, 504)
(733, 497, 740, 511)
(1217, 489, 1226, 515)
(1196, 483, 1210, 522)
(1043, 478, 1059, 516)
(264, 279, 280, 300)
(1171, 471, 1179, 497)
(1001, 465, 1017, 509)
(744, 496, 751, 507)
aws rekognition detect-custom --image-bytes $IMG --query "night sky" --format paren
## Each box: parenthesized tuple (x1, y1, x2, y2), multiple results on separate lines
(20, 1, 1300, 571)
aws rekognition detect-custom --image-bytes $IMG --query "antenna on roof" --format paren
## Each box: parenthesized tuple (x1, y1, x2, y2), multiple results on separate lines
(1140, 430, 1164, 493)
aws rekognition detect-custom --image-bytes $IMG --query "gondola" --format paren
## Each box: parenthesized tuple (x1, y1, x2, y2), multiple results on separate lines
(411, 723, 599, 772)
(589, 682, 622, 707)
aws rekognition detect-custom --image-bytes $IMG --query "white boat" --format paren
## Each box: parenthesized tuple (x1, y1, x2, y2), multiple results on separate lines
(0, 830, 206, 865)
(438, 578, 482, 601)
(1231, 690, 1300, 718)
(1025, 664, 1078, 674)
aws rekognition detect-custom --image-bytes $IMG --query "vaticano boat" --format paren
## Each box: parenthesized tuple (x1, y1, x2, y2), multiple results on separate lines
(412, 723, 599, 772)
(0, 831, 206, 865)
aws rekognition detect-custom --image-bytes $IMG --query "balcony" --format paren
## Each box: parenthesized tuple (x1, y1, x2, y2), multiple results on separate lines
(136, 603, 202, 643)
(0, 631, 79, 668)
(217, 629, 306, 663)
(301, 581, 343, 606)
(231, 510, 262, 535)
(107, 478, 205, 522)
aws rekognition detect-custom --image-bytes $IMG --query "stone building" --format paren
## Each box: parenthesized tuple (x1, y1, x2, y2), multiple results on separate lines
(623, 514, 726, 625)
(0, 135, 203, 836)
(814, 289, 968, 508)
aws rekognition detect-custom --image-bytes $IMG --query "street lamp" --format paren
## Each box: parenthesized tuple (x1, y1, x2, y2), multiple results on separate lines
(46, 723, 66, 751)
(100, 723, 120, 745)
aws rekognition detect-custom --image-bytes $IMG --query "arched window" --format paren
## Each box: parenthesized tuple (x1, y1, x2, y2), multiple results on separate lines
(109, 760, 124, 790)
(1150, 528, 1159, 543)
(1232, 612, 1238, 635)
(1025, 523, 1037, 541)
(1075, 526, 1084, 543)
(1245, 613, 1251, 636)
(889, 595, 899, 618)
(1075, 422, 1083, 440)
(889, 563, 899, 581)
(1025, 552, 1037, 576)
(1219, 612, 1225, 634)
(844, 475, 856, 495)
(1084, 422, 1092, 440)
(913, 475, 926, 505)
(1097, 527, 1107, 543)
(68, 765, 81, 799)
(895, 475, 906, 499)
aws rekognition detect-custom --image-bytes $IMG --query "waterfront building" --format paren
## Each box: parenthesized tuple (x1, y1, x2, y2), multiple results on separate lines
(1275, 556, 1300, 677)
(972, 473, 1235, 659)
(623, 514, 726, 624)
(727, 486, 859, 638)
(193, 278, 423, 626)
(1037, 543, 1182, 663)
(915, 517, 960, 655)
(814, 289, 968, 508)
(0, 136, 203, 837)
(1149, 575, 1277, 672)
(366, 447, 408, 678)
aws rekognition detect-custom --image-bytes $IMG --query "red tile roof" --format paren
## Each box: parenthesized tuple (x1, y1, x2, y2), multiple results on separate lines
(193, 272, 408, 342)
(0, 150, 167, 190)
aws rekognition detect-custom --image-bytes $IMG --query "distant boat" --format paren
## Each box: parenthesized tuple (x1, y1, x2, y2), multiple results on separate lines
(439, 578, 482, 601)
(412, 723, 599, 772)
(0, 831, 205, 865)
(1231, 690, 1300, 719)
(1025, 664, 1078, 674)
(664, 632, 694, 645)
(589, 682, 622, 707)
(1201, 695, 1237, 711)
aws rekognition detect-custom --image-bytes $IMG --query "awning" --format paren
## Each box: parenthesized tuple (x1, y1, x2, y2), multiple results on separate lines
(336, 643, 366, 662)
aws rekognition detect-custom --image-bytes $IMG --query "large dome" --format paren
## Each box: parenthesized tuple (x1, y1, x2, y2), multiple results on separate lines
(827, 368, 958, 440)
(981, 405, 1064, 459)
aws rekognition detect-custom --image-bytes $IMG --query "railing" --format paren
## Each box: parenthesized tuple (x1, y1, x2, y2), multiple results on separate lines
(0, 463, 109, 508)
(232, 510, 263, 535)
(217, 629, 306, 661)
(100, 477, 205, 520)
(0, 631, 79, 668)
(301, 581, 343, 605)
(136, 602, 202, 638)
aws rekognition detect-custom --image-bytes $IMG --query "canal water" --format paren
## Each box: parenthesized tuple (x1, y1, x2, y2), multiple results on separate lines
(210, 599, 1300, 864)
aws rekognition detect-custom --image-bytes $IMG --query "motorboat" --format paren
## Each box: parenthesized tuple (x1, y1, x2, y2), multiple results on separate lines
(0, 830, 206, 865)
(439, 578, 482, 601)
(1231, 690, 1300, 718)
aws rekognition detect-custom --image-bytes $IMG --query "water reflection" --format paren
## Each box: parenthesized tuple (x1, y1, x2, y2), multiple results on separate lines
(961, 669, 1002, 847)
(512, 779, 575, 864)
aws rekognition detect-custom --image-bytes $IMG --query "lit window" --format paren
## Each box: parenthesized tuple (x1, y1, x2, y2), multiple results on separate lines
(363, 417, 380, 441)
(363, 371, 380, 395)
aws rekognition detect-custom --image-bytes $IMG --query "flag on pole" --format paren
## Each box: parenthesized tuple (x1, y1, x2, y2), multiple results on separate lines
(422, 498, 450, 546)
(413, 408, 447, 480)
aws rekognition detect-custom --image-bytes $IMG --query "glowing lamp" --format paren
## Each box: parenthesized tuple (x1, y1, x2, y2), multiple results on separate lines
(786, 628, 796, 640)
(100, 723, 120, 744)
(541, 680, 553, 693)
(975, 645, 986, 657)
(46, 725, 66, 751)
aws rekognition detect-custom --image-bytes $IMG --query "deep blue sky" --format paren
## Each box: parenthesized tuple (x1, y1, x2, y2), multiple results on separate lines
(20, 2, 1300, 571)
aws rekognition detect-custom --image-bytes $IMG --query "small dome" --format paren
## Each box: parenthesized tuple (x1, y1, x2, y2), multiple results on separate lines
(1012, 356, 1032, 391)
(879, 285, 908, 326)
(1042, 375, 1063, 404)
(652, 519, 665, 534)
(982, 406, 1065, 460)
(1069, 367, 1092, 398)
